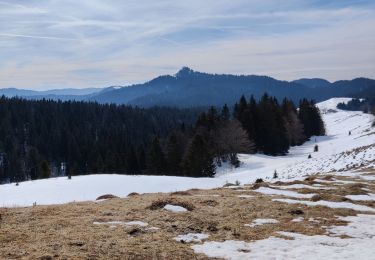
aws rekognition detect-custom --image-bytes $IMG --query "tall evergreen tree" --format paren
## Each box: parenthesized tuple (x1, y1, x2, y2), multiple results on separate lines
(183, 134, 215, 177)
(146, 137, 167, 175)
(126, 145, 140, 175)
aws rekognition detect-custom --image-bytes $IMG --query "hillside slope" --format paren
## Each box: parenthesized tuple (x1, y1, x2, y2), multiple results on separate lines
(1, 98, 374, 207)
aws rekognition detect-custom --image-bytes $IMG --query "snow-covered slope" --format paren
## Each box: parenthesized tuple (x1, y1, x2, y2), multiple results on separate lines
(1, 98, 374, 207)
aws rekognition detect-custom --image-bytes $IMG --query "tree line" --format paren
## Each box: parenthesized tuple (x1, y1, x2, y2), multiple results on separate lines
(0, 94, 325, 183)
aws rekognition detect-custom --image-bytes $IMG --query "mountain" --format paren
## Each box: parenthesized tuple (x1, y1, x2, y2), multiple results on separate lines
(89, 67, 375, 107)
(1, 68, 374, 107)
(293, 78, 331, 88)
(0, 87, 103, 99)
(89, 67, 315, 107)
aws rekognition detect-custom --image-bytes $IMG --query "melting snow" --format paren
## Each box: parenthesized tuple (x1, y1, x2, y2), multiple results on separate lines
(237, 195, 254, 198)
(254, 187, 316, 199)
(192, 214, 375, 259)
(345, 194, 375, 201)
(291, 217, 304, 222)
(273, 184, 336, 190)
(93, 221, 148, 227)
(163, 204, 188, 212)
(273, 198, 375, 212)
(245, 219, 279, 227)
(360, 175, 375, 181)
(174, 233, 209, 243)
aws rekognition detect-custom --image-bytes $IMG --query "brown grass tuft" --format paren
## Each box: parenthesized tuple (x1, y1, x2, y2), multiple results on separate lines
(311, 194, 350, 202)
(311, 195, 322, 202)
(304, 176, 316, 182)
(251, 182, 269, 189)
(147, 198, 195, 211)
(170, 191, 192, 196)
(200, 200, 219, 207)
(127, 192, 140, 197)
(288, 209, 304, 215)
(323, 175, 334, 181)
(96, 194, 119, 200)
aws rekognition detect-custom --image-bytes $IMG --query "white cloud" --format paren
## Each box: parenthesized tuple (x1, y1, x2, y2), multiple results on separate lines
(0, 0, 374, 89)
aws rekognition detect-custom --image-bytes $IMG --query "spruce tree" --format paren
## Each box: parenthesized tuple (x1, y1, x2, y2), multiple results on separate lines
(40, 160, 51, 179)
(146, 137, 167, 175)
(183, 134, 215, 177)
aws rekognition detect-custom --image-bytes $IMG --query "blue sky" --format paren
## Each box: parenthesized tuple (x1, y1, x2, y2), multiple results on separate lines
(0, 0, 374, 90)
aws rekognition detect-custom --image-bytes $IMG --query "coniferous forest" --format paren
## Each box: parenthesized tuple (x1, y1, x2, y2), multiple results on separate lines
(0, 94, 325, 183)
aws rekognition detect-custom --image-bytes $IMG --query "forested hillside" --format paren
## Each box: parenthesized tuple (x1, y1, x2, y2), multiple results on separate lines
(2, 68, 374, 108)
(90, 68, 375, 107)
(0, 95, 324, 183)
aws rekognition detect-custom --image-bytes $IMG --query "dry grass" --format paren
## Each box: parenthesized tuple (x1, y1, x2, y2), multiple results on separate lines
(0, 172, 374, 259)
(96, 194, 119, 200)
(147, 198, 195, 211)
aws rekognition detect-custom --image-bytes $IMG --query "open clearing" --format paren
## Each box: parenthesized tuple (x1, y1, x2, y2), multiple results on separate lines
(1, 168, 374, 259)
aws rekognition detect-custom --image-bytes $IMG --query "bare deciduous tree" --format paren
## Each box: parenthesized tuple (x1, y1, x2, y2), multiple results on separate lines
(213, 120, 255, 167)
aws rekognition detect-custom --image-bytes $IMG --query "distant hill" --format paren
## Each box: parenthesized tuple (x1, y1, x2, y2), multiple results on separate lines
(0, 87, 103, 99)
(1, 67, 374, 107)
(89, 67, 375, 107)
(292, 78, 331, 88)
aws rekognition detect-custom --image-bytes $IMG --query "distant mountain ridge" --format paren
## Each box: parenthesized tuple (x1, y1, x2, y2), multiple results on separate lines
(292, 78, 331, 88)
(0, 87, 102, 97)
(1, 67, 374, 107)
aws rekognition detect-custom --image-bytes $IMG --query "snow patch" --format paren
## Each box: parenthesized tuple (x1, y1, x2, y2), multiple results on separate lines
(174, 233, 209, 243)
(273, 198, 375, 212)
(360, 175, 375, 181)
(254, 187, 316, 199)
(164, 204, 188, 212)
(237, 195, 254, 199)
(345, 194, 375, 201)
(93, 221, 148, 227)
(245, 219, 279, 227)
(273, 184, 336, 190)
(193, 214, 375, 259)
(291, 217, 304, 222)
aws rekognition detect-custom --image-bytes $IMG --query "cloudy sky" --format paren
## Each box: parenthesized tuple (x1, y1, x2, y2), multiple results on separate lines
(0, 0, 374, 90)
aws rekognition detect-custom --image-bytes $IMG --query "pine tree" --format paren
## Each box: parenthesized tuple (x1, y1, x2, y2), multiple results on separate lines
(166, 133, 185, 175)
(282, 99, 305, 146)
(40, 160, 51, 179)
(221, 104, 230, 122)
(126, 145, 139, 175)
(146, 137, 167, 175)
(183, 134, 215, 177)
(299, 99, 325, 138)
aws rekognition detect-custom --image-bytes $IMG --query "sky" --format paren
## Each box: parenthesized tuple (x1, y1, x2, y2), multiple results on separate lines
(0, 0, 374, 90)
